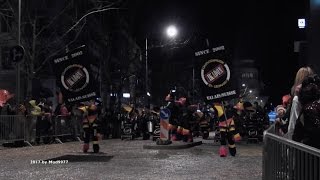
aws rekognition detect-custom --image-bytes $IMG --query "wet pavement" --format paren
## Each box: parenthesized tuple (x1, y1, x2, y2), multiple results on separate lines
(0, 138, 263, 180)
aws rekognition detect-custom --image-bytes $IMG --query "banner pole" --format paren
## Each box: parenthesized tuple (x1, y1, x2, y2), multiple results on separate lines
(221, 101, 228, 122)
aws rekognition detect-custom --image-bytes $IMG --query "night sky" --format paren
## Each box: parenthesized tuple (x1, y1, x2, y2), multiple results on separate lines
(129, 0, 309, 105)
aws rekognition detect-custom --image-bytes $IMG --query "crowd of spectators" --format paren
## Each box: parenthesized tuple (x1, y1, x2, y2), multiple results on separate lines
(275, 66, 320, 149)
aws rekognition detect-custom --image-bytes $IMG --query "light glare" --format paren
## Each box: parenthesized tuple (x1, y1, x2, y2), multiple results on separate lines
(166, 25, 177, 38)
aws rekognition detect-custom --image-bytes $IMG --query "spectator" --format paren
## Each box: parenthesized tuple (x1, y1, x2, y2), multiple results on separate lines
(27, 100, 42, 144)
(281, 95, 292, 128)
(275, 105, 287, 135)
(41, 100, 53, 144)
(292, 74, 320, 149)
(282, 94, 292, 108)
(253, 101, 264, 114)
(60, 103, 70, 116)
(71, 103, 82, 140)
(29, 100, 42, 116)
(286, 66, 314, 140)
(17, 103, 27, 116)
(57, 103, 71, 136)
(0, 101, 15, 115)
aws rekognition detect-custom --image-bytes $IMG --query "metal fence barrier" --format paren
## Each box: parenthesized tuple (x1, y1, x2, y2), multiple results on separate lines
(1, 114, 82, 147)
(54, 115, 82, 143)
(0, 115, 27, 145)
(263, 124, 320, 180)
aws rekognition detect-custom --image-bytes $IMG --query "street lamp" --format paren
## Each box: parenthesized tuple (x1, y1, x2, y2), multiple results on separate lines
(145, 25, 178, 107)
(166, 25, 178, 38)
(15, 0, 21, 104)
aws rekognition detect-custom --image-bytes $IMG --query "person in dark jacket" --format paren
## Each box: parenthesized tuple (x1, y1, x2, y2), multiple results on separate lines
(293, 74, 320, 149)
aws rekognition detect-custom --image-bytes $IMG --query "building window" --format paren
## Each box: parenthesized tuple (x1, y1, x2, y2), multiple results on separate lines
(241, 72, 254, 79)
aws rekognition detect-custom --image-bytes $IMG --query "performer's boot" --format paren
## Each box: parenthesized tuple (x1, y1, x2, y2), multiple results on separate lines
(83, 143, 89, 153)
(181, 129, 193, 142)
(219, 146, 227, 157)
(229, 147, 236, 156)
(93, 144, 100, 153)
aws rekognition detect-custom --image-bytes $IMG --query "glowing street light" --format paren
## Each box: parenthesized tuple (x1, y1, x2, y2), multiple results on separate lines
(249, 90, 253, 93)
(166, 25, 178, 38)
(123, 93, 130, 98)
(242, 83, 246, 87)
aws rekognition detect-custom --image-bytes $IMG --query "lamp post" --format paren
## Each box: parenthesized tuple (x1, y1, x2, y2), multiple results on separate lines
(145, 38, 148, 107)
(145, 25, 178, 107)
(15, 0, 21, 104)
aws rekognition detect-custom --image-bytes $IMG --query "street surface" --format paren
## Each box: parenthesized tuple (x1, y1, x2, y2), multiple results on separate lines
(0, 138, 262, 180)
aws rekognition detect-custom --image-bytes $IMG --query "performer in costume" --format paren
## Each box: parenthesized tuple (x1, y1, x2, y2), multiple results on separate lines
(79, 102, 100, 153)
(165, 92, 180, 140)
(165, 92, 193, 142)
(213, 104, 241, 157)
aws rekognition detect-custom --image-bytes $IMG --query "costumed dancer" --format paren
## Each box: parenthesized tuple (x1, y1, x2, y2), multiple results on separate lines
(79, 102, 100, 153)
(176, 97, 193, 142)
(213, 104, 241, 157)
(165, 92, 193, 142)
(165, 92, 180, 140)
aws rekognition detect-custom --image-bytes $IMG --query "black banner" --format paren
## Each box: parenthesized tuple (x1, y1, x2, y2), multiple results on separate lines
(195, 45, 238, 102)
(52, 46, 97, 103)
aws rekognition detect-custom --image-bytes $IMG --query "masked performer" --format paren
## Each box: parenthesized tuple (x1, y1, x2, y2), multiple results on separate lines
(79, 103, 100, 153)
(214, 104, 241, 157)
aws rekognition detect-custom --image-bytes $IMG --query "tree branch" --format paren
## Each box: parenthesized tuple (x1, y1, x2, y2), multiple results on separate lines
(37, 6, 125, 63)
(0, 11, 13, 17)
(34, 18, 87, 74)
(60, 7, 125, 39)
(35, 1, 72, 38)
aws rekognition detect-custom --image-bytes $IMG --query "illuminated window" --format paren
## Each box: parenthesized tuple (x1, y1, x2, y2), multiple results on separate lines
(298, 19, 305, 29)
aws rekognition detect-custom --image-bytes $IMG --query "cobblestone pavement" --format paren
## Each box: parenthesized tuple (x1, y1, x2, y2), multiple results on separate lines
(0, 138, 263, 180)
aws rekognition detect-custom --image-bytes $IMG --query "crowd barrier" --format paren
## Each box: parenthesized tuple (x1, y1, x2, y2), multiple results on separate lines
(263, 124, 320, 180)
(0, 115, 26, 145)
(0, 115, 82, 147)
(53, 115, 82, 143)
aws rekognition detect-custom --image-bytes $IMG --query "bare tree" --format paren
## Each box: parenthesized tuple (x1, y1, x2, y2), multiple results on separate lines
(1, 0, 122, 99)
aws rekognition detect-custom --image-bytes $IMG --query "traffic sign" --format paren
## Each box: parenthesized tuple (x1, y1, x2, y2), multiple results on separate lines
(10, 45, 25, 63)
(160, 108, 171, 140)
(160, 108, 171, 119)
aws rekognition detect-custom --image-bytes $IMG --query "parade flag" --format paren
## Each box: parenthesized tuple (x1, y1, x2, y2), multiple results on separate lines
(52, 46, 97, 103)
(195, 45, 238, 102)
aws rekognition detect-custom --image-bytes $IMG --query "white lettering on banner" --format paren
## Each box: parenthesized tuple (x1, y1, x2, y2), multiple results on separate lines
(212, 46, 225, 53)
(65, 70, 85, 87)
(53, 51, 83, 64)
(53, 56, 69, 64)
(71, 51, 83, 58)
(61, 64, 90, 92)
(195, 49, 210, 56)
(67, 92, 96, 102)
(205, 64, 225, 83)
(206, 90, 236, 100)
(195, 46, 225, 57)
